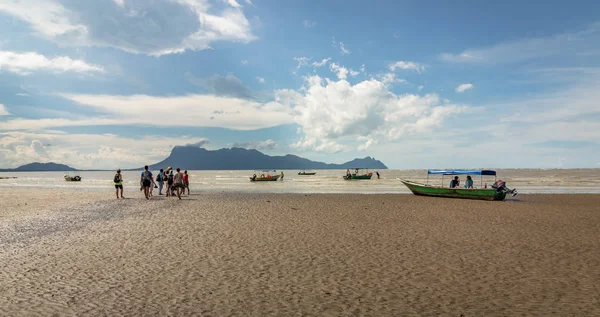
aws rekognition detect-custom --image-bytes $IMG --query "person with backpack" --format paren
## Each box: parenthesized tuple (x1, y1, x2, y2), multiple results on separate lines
(140, 165, 154, 200)
(156, 168, 164, 195)
(114, 169, 124, 199)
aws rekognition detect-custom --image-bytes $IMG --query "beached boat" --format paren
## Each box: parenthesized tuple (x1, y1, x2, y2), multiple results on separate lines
(64, 173, 82, 182)
(250, 170, 281, 182)
(401, 170, 517, 201)
(298, 171, 317, 176)
(343, 168, 373, 180)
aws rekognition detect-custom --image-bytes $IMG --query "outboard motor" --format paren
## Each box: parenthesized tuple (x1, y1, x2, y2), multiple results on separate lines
(492, 180, 518, 197)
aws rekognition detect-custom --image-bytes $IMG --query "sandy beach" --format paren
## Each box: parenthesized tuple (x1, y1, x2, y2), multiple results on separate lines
(1, 189, 599, 316)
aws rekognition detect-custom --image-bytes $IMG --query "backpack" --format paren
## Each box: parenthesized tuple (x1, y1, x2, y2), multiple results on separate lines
(114, 174, 120, 183)
(156, 173, 162, 182)
(143, 171, 151, 181)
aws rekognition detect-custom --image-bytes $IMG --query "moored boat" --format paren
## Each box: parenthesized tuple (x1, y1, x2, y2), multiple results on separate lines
(343, 168, 372, 180)
(401, 170, 517, 201)
(64, 173, 82, 182)
(250, 170, 281, 182)
(298, 171, 317, 176)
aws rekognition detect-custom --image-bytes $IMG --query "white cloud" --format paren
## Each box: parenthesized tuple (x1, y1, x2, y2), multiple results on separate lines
(185, 138, 210, 147)
(0, 131, 210, 169)
(417, 85, 424, 91)
(377, 73, 406, 85)
(303, 20, 316, 28)
(231, 139, 277, 150)
(0, 51, 105, 75)
(311, 58, 330, 68)
(0, 93, 293, 131)
(329, 63, 349, 79)
(0, 104, 9, 116)
(280, 75, 467, 152)
(241, 59, 248, 65)
(388, 61, 424, 73)
(332, 40, 350, 55)
(0, 0, 257, 56)
(293, 56, 310, 69)
(256, 76, 265, 83)
(441, 22, 600, 64)
(455, 83, 474, 93)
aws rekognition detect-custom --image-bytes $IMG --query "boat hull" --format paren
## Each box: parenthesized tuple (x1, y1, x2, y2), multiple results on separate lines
(401, 180, 506, 201)
(250, 175, 280, 182)
(298, 172, 316, 175)
(343, 174, 372, 180)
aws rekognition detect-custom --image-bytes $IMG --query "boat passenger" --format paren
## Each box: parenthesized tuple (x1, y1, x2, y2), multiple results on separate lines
(450, 176, 460, 188)
(252, 174, 257, 181)
(465, 176, 474, 189)
(376, 171, 380, 179)
(260, 173, 265, 178)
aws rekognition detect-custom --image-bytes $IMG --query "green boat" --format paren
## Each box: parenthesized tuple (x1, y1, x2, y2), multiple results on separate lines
(401, 170, 517, 201)
(343, 168, 373, 180)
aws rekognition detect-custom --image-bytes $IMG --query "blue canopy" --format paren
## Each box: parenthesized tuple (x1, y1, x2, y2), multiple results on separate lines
(427, 170, 496, 176)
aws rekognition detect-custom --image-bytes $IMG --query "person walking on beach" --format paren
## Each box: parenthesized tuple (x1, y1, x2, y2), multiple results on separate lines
(140, 165, 154, 200)
(165, 167, 173, 197)
(156, 168, 164, 195)
(173, 168, 184, 199)
(114, 169, 124, 199)
(183, 170, 190, 195)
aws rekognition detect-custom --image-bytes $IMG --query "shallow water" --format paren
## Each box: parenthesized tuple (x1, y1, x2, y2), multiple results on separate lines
(1, 169, 598, 194)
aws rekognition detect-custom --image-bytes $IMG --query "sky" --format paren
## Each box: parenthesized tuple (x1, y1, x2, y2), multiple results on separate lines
(0, 0, 599, 169)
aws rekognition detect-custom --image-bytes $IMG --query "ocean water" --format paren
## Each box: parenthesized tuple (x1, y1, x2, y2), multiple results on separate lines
(1, 169, 599, 194)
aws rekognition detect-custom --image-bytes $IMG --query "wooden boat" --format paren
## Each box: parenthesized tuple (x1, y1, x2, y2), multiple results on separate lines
(250, 170, 281, 182)
(298, 171, 316, 176)
(64, 173, 82, 182)
(401, 170, 517, 201)
(343, 168, 372, 180)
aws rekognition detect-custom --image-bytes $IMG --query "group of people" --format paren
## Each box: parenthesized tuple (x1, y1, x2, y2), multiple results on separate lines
(113, 166, 190, 200)
(450, 175, 474, 189)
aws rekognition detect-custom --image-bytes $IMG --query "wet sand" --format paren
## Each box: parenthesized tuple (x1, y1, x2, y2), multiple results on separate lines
(1, 189, 599, 316)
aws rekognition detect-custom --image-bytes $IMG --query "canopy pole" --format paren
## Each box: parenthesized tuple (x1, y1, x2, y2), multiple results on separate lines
(480, 175, 482, 188)
(441, 175, 443, 187)
(427, 173, 429, 185)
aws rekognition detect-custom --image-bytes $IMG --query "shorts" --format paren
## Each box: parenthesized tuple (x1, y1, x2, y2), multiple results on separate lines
(184, 181, 189, 188)
(115, 184, 123, 189)
(142, 180, 151, 187)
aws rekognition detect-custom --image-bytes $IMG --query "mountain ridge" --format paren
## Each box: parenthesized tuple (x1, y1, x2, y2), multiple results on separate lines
(149, 146, 388, 170)
(0, 162, 78, 172)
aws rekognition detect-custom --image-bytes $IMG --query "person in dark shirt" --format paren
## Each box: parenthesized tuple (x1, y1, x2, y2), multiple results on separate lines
(450, 176, 460, 188)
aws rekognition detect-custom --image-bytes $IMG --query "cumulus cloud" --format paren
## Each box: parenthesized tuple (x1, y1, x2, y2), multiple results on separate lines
(388, 61, 424, 73)
(256, 76, 265, 83)
(280, 75, 467, 152)
(329, 63, 349, 79)
(231, 139, 277, 150)
(0, 0, 256, 56)
(0, 51, 105, 75)
(0, 104, 9, 116)
(456, 83, 474, 93)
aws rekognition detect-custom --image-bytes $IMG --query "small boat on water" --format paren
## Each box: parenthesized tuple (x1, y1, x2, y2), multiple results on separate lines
(250, 170, 281, 182)
(401, 170, 517, 201)
(64, 173, 82, 182)
(298, 170, 317, 176)
(343, 168, 373, 180)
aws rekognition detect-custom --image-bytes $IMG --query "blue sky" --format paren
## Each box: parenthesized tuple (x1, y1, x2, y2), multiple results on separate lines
(1, 0, 599, 169)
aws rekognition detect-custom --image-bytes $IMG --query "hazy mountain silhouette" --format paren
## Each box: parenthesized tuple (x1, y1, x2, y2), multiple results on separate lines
(0, 162, 78, 172)
(149, 146, 388, 170)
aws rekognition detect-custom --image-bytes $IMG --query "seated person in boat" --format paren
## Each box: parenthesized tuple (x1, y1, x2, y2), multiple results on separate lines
(260, 173, 265, 178)
(450, 176, 460, 188)
(346, 169, 351, 177)
(465, 176, 474, 189)
(251, 174, 257, 181)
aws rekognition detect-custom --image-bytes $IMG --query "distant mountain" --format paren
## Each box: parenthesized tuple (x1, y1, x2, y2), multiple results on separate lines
(149, 146, 388, 170)
(0, 162, 78, 172)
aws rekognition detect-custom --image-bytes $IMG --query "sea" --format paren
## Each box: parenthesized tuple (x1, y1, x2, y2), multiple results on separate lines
(1, 169, 599, 194)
